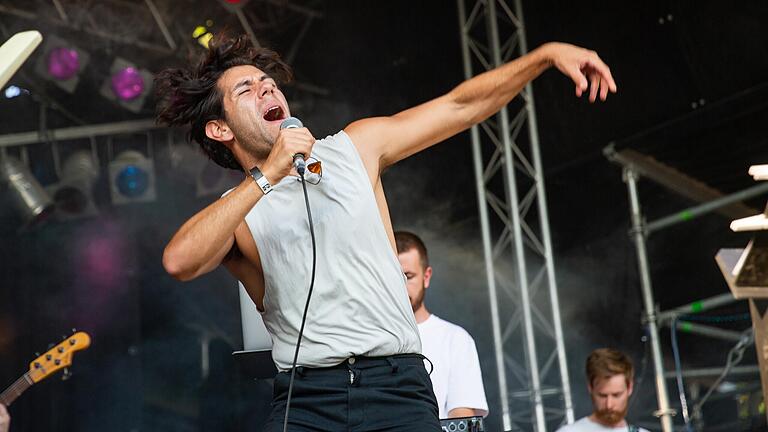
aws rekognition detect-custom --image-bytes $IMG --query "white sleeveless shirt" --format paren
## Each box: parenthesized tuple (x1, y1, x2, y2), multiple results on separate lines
(243, 130, 421, 371)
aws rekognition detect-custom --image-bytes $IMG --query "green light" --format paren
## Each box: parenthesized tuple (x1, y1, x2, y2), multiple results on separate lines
(691, 301, 703, 313)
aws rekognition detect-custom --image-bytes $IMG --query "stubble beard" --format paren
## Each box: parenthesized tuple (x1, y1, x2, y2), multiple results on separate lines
(410, 284, 426, 313)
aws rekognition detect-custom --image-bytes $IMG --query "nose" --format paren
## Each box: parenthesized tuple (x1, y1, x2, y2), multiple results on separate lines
(259, 81, 276, 98)
(605, 397, 616, 411)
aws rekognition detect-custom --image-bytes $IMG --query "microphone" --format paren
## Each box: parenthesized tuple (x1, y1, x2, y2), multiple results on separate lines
(280, 117, 306, 176)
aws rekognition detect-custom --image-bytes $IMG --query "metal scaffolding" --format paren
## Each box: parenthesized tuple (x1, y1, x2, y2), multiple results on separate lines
(606, 146, 766, 431)
(456, 0, 573, 430)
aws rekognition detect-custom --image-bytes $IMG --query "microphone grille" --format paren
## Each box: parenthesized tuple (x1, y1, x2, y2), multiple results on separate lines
(280, 117, 303, 129)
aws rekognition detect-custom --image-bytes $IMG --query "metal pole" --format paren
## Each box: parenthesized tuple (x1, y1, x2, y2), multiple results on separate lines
(144, 0, 176, 50)
(486, 1, 546, 429)
(657, 293, 739, 324)
(513, 0, 574, 423)
(457, 0, 512, 429)
(672, 321, 745, 342)
(235, 8, 261, 49)
(663, 365, 759, 379)
(646, 182, 768, 234)
(625, 168, 675, 432)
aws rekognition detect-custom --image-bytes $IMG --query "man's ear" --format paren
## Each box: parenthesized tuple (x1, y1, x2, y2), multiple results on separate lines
(627, 379, 633, 397)
(423, 266, 433, 289)
(205, 119, 234, 143)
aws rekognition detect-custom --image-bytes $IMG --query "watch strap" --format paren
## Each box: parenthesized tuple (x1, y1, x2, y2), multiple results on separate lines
(249, 166, 272, 195)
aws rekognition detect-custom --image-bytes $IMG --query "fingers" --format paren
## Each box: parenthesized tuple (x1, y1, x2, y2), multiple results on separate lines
(282, 127, 315, 158)
(589, 74, 600, 103)
(570, 66, 588, 98)
(263, 127, 315, 182)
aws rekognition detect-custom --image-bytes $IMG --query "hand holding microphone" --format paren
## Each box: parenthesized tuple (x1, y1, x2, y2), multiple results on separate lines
(280, 117, 307, 176)
(261, 116, 314, 184)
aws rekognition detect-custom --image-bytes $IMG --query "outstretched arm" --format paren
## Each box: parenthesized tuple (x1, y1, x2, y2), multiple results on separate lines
(346, 42, 616, 175)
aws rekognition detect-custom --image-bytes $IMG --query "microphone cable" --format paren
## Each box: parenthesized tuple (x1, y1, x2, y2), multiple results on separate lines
(282, 170, 317, 432)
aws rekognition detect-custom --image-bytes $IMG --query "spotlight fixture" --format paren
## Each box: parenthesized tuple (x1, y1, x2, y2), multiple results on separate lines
(0, 157, 54, 227)
(99, 58, 153, 113)
(168, 141, 240, 197)
(47, 150, 99, 219)
(192, 21, 215, 49)
(33, 35, 90, 93)
(108, 150, 156, 204)
(195, 158, 241, 197)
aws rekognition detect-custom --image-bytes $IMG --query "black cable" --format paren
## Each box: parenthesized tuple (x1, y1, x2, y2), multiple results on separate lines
(282, 174, 317, 432)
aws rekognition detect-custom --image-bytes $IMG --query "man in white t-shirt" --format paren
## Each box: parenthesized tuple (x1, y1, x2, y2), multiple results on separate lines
(557, 348, 649, 432)
(394, 231, 489, 419)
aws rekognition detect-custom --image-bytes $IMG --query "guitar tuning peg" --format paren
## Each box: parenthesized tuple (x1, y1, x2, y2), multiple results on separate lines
(47, 343, 54, 349)
(35, 352, 41, 357)
(62, 335, 67, 341)
(71, 328, 77, 334)
(62, 368, 71, 381)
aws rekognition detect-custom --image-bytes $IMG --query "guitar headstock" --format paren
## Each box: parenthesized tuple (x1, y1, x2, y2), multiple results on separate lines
(27, 332, 91, 383)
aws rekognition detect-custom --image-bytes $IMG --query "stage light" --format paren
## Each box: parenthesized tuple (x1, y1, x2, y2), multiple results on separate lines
(33, 35, 90, 93)
(0, 157, 54, 227)
(108, 150, 156, 204)
(47, 47, 80, 80)
(99, 58, 153, 113)
(111, 67, 145, 101)
(47, 150, 99, 219)
(4, 85, 20, 98)
(193, 23, 214, 49)
(168, 142, 240, 197)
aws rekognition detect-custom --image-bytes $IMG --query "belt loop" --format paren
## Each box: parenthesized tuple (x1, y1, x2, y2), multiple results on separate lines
(387, 357, 399, 373)
(422, 355, 434, 375)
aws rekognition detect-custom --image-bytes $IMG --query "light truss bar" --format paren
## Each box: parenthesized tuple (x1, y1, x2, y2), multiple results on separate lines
(0, 119, 160, 147)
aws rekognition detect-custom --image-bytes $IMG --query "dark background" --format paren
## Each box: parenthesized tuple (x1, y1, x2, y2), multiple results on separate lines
(1, 0, 767, 430)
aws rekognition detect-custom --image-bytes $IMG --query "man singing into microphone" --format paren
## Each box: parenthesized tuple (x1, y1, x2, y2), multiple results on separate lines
(156, 33, 615, 431)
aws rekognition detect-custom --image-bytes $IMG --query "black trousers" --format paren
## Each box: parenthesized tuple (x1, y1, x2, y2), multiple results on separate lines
(263, 354, 442, 432)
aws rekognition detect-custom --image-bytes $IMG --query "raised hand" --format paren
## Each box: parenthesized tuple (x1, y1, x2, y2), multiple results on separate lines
(545, 42, 617, 102)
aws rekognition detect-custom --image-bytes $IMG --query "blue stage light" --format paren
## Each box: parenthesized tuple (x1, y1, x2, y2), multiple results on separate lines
(115, 165, 149, 197)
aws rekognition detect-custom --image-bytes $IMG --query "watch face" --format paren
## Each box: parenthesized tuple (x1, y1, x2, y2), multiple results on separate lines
(250, 166, 263, 181)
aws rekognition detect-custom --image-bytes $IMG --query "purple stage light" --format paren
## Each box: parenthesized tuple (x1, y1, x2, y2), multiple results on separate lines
(110, 67, 145, 101)
(47, 47, 80, 80)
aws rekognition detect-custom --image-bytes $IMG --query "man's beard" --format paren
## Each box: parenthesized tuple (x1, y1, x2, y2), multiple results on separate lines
(410, 286, 425, 312)
(594, 406, 628, 426)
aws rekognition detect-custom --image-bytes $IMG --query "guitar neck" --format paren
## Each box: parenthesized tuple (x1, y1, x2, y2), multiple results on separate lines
(0, 373, 33, 406)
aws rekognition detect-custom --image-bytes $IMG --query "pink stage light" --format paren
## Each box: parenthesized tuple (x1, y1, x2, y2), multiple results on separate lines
(110, 67, 145, 101)
(47, 47, 80, 80)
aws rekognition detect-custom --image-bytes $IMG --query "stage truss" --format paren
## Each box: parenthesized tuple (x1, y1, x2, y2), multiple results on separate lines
(456, 0, 573, 430)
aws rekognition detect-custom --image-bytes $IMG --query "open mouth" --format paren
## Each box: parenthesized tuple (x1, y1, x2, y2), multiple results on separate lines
(263, 105, 285, 122)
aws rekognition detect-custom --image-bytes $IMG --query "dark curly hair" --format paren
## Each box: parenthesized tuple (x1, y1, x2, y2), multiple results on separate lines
(155, 33, 293, 170)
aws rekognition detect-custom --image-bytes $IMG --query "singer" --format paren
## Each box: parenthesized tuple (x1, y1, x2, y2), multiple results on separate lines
(156, 33, 615, 431)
